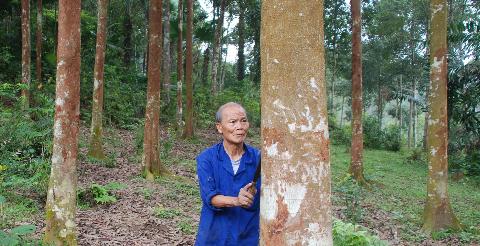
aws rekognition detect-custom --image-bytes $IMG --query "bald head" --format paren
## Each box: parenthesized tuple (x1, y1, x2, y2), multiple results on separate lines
(215, 102, 247, 123)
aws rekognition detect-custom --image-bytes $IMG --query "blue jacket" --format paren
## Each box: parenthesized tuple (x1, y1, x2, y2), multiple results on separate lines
(195, 142, 261, 246)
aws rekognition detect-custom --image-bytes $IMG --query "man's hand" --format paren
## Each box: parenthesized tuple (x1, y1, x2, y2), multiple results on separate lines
(238, 183, 256, 208)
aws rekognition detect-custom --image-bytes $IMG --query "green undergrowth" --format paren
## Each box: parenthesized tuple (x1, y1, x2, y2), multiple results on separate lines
(330, 144, 480, 243)
(155, 175, 200, 198)
(333, 219, 388, 246)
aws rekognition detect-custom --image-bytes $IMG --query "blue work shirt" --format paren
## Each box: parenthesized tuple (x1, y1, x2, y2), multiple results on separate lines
(195, 141, 261, 246)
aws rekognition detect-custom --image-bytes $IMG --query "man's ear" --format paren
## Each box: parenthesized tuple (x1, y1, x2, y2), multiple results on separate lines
(215, 123, 223, 134)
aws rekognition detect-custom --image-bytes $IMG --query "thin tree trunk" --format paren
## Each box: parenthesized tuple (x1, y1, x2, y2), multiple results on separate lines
(210, 0, 225, 94)
(413, 79, 417, 147)
(123, 0, 133, 69)
(330, 0, 341, 111)
(143, 0, 164, 181)
(163, 0, 171, 103)
(378, 84, 383, 129)
(219, 19, 232, 91)
(260, 1, 332, 244)
(183, 0, 193, 138)
(422, 0, 461, 233)
(408, 84, 413, 148)
(21, 0, 31, 108)
(423, 86, 429, 151)
(399, 74, 403, 137)
(236, 0, 245, 81)
(35, 0, 43, 87)
(44, 0, 81, 244)
(176, 0, 184, 131)
(201, 47, 210, 86)
(88, 0, 109, 159)
(340, 95, 345, 128)
(349, 0, 366, 185)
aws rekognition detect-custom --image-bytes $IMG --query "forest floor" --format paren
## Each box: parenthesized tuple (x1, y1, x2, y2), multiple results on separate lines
(2, 124, 480, 245)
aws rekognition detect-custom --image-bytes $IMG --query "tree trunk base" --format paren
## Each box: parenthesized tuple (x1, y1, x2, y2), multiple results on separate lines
(422, 201, 463, 234)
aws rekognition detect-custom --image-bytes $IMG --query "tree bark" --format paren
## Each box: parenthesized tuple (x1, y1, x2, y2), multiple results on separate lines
(88, 0, 109, 159)
(329, 0, 341, 111)
(183, 0, 194, 138)
(44, 0, 81, 244)
(35, 0, 43, 87)
(423, 86, 429, 151)
(201, 47, 210, 86)
(399, 74, 403, 137)
(210, 0, 226, 94)
(123, 0, 133, 69)
(422, 0, 461, 233)
(236, 0, 245, 81)
(143, 0, 164, 181)
(349, 0, 366, 185)
(21, 0, 31, 108)
(340, 95, 345, 128)
(163, 0, 171, 103)
(260, 1, 332, 244)
(176, 0, 184, 131)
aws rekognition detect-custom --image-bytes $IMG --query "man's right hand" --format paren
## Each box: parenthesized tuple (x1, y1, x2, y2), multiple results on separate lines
(237, 183, 255, 208)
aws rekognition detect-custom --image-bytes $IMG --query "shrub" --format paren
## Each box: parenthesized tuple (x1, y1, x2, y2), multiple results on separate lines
(383, 125, 401, 151)
(331, 125, 352, 146)
(333, 219, 388, 246)
(363, 116, 384, 149)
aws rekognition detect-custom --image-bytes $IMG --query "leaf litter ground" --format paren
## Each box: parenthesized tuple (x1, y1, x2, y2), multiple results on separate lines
(13, 125, 479, 245)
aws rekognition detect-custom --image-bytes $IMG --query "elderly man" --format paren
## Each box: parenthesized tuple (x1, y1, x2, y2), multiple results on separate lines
(195, 102, 261, 245)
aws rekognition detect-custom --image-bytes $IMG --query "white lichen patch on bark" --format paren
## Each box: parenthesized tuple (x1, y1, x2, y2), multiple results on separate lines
(431, 56, 444, 70)
(260, 184, 278, 221)
(266, 142, 278, 157)
(432, 4, 444, 15)
(309, 77, 318, 90)
(430, 147, 438, 156)
(280, 183, 307, 217)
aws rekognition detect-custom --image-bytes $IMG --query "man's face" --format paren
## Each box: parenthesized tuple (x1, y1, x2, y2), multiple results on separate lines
(216, 105, 250, 145)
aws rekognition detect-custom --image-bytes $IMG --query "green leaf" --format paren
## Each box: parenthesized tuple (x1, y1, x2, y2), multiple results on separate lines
(0, 233, 20, 246)
(10, 224, 36, 236)
(0, 195, 6, 205)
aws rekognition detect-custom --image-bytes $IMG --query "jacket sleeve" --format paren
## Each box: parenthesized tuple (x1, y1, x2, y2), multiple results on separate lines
(197, 155, 224, 211)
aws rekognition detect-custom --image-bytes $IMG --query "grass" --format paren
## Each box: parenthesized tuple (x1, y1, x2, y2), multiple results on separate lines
(330, 144, 480, 243)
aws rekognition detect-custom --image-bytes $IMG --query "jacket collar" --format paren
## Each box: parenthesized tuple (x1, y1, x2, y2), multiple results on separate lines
(216, 141, 254, 176)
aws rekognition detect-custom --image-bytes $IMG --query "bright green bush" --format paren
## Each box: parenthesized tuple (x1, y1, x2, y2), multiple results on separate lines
(333, 219, 388, 246)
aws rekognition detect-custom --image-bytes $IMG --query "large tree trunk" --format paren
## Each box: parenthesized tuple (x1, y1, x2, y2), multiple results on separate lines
(21, 0, 31, 108)
(176, 0, 184, 131)
(210, 0, 225, 94)
(349, 0, 366, 184)
(236, 0, 245, 82)
(88, 0, 109, 159)
(163, 0, 171, 103)
(260, 1, 332, 244)
(44, 0, 81, 244)
(143, 0, 164, 181)
(35, 0, 43, 87)
(422, 0, 461, 233)
(183, 0, 194, 138)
